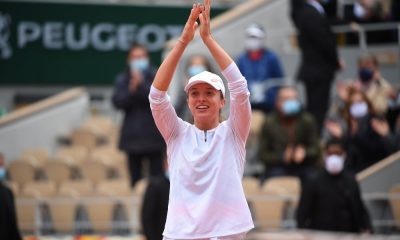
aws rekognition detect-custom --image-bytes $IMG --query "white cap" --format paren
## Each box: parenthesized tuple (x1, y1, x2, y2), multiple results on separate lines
(184, 71, 225, 98)
(246, 24, 265, 39)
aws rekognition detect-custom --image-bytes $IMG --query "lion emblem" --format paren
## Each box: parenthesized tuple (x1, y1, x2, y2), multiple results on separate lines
(0, 12, 12, 59)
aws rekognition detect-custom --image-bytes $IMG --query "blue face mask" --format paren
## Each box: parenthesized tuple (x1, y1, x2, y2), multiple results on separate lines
(0, 168, 6, 181)
(130, 58, 149, 72)
(188, 65, 206, 77)
(359, 68, 374, 83)
(282, 99, 301, 116)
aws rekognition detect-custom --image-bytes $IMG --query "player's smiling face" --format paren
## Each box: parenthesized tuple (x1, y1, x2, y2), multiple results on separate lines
(187, 83, 225, 127)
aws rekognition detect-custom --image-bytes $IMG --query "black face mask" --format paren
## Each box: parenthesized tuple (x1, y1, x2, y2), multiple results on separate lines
(359, 68, 374, 83)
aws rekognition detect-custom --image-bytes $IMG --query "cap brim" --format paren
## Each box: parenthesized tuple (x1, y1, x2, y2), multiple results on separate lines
(184, 79, 222, 93)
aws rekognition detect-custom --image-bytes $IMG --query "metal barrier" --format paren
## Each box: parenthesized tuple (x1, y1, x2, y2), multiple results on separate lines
(331, 22, 400, 50)
(16, 196, 141, 236)
(16, 193, 400, 236)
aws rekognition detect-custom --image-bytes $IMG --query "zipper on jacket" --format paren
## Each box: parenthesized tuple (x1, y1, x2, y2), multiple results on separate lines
(204, 130, 207, 142)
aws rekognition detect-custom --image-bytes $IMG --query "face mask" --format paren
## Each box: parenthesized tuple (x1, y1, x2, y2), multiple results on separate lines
(350, 102, 368, 118)
(0, 168, 6, 181)
(129, 58, 149, 72)
(245, 38, 263, 51)
(325, 154, 345, 175)
(188, 65, 206, 77)
(359, 68, 374, 83)
(282, 99, 301, 116)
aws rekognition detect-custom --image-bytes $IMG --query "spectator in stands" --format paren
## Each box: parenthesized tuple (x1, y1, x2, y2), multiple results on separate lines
(112, 43, 165, 187)
(325, 54, 395, 142)
(391, 0, 400, 22)
(258, 86, 321, 183)
(327, 54, 394, 127)
(176, 54, 212, 121)
(296, 138, 372, 233)
(0, 153, 23, 240)
(141, 159, 170, 240)
(320, 0, 338, 21)
(349, 0, 393, 43)
(353, 53, 395, 116)
(325, 88, 394, 172)
(388, 88, 400, 132)
(236, 23, 284, 113)
(291, 0, 342, 133)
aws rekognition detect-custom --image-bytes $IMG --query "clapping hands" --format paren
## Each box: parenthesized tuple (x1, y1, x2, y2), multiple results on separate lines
(179, 0, 213, 45)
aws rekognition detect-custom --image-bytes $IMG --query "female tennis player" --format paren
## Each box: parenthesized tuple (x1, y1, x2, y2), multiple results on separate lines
(149, 1, 254, 239)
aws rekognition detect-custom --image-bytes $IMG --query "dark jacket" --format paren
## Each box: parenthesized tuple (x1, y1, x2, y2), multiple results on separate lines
(112, 68, 164, 153)
(295, 3, 340, 83)
(345, 115, 394, 172)
(0, 182, 22, 240)
(297, 170, 372, 233)
(259, 111, 321, 168)
(141, 175, 170, 240)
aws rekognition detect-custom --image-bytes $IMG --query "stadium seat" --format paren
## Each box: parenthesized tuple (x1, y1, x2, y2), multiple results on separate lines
(43, 159, 74, 186)
(249, 176, 301, 230)
(7, 160, 37, 187)
(5, 181, 19, 196)
(242, 176, 261, 196)
(48, 180, 94, 233)
(70, 128, 99, 150)
(84, 179, 133, 233)
(90, 147, 128, 179)
(55, 145, 89, 166)
(250, 110, 266, 136)
(389, 183, 400, 228)
(263, 176, 300, 206)
(16, 181, 57, 233)
(251, 183, 287, 230)
(81, 116, 114, 138)
(20, 148, 49, 167)
(80, 161, 109, 186)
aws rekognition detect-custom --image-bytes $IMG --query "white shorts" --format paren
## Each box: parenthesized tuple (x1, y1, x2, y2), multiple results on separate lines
(163, 232, 247, 240)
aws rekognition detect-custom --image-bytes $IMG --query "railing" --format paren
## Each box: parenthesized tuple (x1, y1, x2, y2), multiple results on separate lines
(331, 22, 400, 50)
(16, 193, 400, 236)
(16, 196, 142, 236)
(0, 88, 86, 127)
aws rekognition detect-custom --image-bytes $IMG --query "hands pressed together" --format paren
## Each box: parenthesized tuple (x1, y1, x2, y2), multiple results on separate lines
(179, 0, 213, 46)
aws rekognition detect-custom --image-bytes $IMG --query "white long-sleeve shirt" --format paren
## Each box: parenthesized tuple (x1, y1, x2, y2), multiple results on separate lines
(149, 62, 254, 239)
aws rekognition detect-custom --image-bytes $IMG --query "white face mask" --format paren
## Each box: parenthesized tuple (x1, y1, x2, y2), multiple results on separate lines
(325, 154, 345, 175)
(0, 167, 6, 181)
(129, 58, 149, 72)
(350, 102, 368, 118)
(245, 38, 263, 51)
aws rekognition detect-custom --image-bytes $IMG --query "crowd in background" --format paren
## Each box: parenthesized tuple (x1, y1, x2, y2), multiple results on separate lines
(316, 0, 400, 44)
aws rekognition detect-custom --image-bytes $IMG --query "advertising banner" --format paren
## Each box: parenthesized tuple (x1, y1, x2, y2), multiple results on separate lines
(0, 1, 225, 85)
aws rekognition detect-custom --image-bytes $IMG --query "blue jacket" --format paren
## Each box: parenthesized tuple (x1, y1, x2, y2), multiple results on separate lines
(237, 49, 284, 111)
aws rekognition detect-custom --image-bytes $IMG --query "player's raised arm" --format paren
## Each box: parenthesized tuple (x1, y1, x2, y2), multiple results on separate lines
(152, 4, 201, 91)
(199, 0, 233, 71)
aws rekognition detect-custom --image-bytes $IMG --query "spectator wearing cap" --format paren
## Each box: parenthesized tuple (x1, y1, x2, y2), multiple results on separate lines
(236, 23, 284, 113)
(258, 86, 321, 183)
(297, 138, 372, 233)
